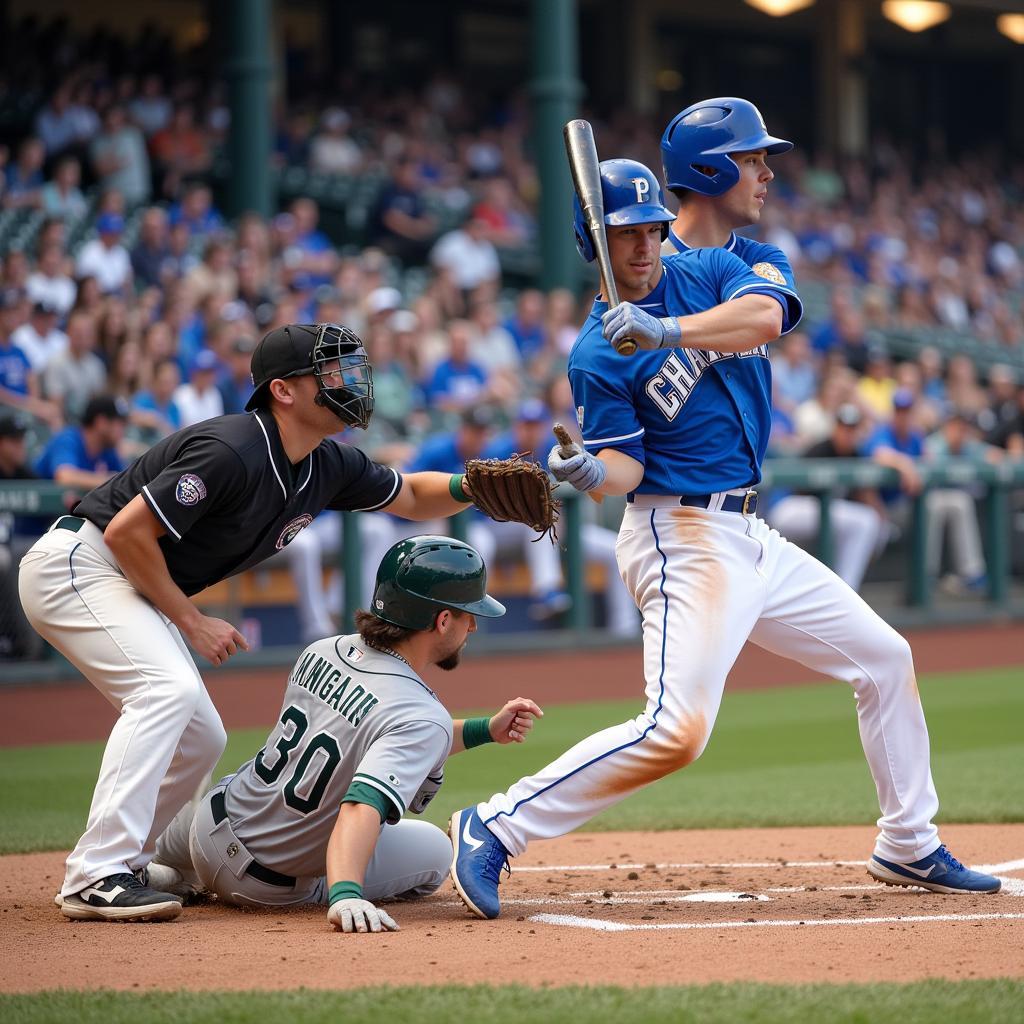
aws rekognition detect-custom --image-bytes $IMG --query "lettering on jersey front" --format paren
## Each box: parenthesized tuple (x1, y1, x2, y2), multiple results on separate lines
(645, 347, 770, 420)
(288, 651, 379, 726)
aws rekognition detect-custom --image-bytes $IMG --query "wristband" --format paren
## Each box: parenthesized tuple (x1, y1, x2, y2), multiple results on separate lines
(328, 880, 363, 906)
(462, 716, 494, 749)
(658, 317, 682, 348)
(449, 473, 474, 503)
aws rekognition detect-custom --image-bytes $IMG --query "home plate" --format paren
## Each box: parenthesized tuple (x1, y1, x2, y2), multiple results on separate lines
(679, 891, 771, 902)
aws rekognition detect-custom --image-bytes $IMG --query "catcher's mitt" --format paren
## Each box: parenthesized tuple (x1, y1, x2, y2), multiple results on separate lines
(465, 455, 559, 541)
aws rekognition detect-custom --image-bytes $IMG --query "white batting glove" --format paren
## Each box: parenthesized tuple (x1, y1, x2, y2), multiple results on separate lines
(601, 302, 681, 351)
(547, 443, 607, 493)
(328, 897, 400, 934)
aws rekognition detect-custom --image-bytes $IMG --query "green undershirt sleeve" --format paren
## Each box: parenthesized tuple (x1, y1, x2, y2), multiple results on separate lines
(341, 780, 395, 824)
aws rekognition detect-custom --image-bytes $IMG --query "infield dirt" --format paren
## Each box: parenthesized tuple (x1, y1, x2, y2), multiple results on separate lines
(2, 824, 1022, 992)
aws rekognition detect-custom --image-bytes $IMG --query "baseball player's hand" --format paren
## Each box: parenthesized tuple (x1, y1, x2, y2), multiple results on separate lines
(489, 697, 544, 744)
(182, 613, 249, 666)
(328, 897, 399, 934)
(547, 443, 607, 492)
(601, 303, 681, 351)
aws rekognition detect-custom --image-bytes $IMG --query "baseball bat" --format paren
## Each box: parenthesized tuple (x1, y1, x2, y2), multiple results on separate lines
(563, 119, 636, 357)
(552, 422, 602, 505)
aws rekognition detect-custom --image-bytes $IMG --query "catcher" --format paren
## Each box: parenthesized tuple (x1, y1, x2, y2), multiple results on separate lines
(146, 535, 543, 933)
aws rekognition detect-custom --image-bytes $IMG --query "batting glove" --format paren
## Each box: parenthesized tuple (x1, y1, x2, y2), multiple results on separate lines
(547, 443, 607, 493)
(327, 897, 400, 934)
(601, 302, 682, 351)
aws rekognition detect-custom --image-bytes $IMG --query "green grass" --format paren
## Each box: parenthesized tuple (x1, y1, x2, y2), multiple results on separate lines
(1, 666, 1021, 855)
(2, 982, 1023, 1024)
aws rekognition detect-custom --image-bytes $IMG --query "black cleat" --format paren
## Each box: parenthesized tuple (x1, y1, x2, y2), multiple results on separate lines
(60, 872, 183, 922)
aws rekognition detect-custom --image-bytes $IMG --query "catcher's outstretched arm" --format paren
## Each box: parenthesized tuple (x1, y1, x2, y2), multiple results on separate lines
(387, 471, 473, 520)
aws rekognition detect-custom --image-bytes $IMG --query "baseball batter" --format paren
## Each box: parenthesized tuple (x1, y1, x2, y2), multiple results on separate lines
(20, 323, 487, 922)
(148, 535, 540, 933)
(449, 144, 999, 920)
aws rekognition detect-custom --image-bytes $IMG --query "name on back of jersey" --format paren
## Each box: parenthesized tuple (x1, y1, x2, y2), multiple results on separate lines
(645, 345, 769, 421)
(288, 649, 379, 727)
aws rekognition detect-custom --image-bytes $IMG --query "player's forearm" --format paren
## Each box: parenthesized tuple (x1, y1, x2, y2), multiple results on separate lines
(594, 449, 645, 496)
(104, 505, 201, 632)
(671, 295, 783, 353)
(389, 471, 471, 521)
(326, 802, 383, 887)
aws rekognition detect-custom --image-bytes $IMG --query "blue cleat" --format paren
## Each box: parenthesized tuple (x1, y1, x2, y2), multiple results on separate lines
(448, 807, 510, 919)
(868, 845, 1000, 894)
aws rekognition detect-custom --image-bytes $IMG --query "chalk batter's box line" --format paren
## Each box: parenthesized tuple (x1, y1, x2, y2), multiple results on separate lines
(529, 911, 1024, 933)
(439, 876, 1024, 909)
(513, 857, 1024, 874)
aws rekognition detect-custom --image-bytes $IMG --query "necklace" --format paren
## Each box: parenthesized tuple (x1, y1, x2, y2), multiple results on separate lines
(363, 638, 411, 667)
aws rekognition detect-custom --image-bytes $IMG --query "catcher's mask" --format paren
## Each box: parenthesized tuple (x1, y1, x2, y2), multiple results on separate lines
(246, 323, 374, 430)
(371, 535, 506, 631)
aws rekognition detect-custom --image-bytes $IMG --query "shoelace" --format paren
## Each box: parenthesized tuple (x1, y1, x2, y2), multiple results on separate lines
(936, 846, 966, 873)
(481, 840, 511, 887)
(108, 871, 146, 890)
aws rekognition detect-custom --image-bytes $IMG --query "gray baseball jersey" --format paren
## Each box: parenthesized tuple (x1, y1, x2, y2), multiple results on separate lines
(223, 634, 453, 878)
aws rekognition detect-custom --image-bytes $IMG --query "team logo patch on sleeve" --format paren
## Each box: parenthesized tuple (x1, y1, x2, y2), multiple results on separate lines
(175, 473, 207, 506)
(752, 262, 786, 285)
(275, 514, 313, 549)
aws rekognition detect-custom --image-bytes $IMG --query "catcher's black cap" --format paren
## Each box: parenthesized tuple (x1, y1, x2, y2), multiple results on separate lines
(245, 324, 319, 411)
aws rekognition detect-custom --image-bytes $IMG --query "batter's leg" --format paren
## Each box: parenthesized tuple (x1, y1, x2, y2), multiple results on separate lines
(19, 534, 219, 898)
(746, 516, 939, 863)
(477, 506, 767, 856)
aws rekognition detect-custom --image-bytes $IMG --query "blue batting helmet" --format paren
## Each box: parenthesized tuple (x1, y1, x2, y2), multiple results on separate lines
(573, 159, 674, 263)
(661, 97, 793, 198)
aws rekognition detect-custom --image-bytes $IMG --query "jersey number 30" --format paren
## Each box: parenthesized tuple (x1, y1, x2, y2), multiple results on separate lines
(254, 705, 341, 814)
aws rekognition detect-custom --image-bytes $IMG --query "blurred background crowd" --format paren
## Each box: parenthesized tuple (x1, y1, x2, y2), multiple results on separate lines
(1, 14, 1023, 656)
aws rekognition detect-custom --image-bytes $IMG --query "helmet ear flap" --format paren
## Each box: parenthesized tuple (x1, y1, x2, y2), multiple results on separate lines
(575, 221, 596, 263)
(573, 196, 596, 263)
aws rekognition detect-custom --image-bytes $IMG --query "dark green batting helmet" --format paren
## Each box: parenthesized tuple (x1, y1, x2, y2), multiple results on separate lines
(371, 535, 506, 630)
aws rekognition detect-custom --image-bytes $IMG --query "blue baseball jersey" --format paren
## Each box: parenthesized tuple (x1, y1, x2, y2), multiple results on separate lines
(35, 426, 124, 479)
(664, 228, 799, 308)
(568, 249, 802, 495)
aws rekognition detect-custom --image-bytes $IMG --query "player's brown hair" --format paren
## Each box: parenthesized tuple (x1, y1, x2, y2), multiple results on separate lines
(354, 608, 418, 648)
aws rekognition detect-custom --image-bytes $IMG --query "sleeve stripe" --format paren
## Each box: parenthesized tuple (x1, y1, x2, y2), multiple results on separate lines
(141, 485, 182, 540)
(583, 427, 645, 447)
(351, 467, 401, 512)
(352, 772, 406, 814)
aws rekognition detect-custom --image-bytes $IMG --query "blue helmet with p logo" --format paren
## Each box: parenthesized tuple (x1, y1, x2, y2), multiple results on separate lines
(573, 158, 674, 263)
(661, 97, 792, 198)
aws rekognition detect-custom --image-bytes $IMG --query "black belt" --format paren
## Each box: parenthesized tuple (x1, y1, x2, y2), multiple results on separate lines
(627, 491, 758, 514)
(683, 491, 758, 515)
(210, 789, 297, 888)
(54, 515, 86, 532)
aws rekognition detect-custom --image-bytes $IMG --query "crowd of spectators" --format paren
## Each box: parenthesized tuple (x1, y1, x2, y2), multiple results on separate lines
(1, 16, 1023, 655)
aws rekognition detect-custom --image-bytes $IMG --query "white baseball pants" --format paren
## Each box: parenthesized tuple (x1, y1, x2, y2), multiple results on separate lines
(18, 522, 226, 898)
(479, 498, 940, 865)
